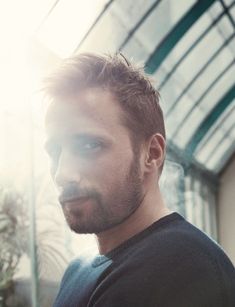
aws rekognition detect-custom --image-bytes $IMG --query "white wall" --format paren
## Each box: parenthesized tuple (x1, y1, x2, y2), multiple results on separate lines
(218, 155, 235, 265)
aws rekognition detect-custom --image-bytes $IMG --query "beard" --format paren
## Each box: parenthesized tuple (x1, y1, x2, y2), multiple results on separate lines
(61, 154, 144, 235)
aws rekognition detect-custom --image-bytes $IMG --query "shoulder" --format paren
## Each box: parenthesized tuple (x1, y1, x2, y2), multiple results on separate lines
(113, 213, 233, 268)
(138, 214, 231, 260)
(135, 214, 234, 277)
(60, 252, 96, 286)
(59, 258, 83, 287)
(106, 214, 235, 306)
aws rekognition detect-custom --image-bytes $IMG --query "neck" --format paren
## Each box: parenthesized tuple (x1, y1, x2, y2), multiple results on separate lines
(95, 186, 171, 255)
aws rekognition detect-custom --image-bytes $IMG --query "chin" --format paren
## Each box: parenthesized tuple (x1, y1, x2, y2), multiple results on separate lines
(67, 217, 120, 235)
(66, 217, 104, 234)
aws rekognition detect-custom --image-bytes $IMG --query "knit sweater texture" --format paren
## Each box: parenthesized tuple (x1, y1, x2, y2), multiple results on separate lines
(53, 212, 235, 307)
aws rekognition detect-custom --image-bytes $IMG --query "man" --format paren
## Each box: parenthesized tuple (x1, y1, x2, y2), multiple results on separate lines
(44, 53, 235, 307)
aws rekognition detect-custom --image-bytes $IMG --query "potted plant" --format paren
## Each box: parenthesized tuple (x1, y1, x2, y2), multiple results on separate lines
(0, 186, 27, 306)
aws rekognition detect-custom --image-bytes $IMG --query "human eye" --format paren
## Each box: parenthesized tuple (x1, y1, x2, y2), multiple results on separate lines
(82, 140, 101, 150)
(71, 137, 103, 155)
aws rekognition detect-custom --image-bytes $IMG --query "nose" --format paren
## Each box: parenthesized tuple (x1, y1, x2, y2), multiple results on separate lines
(54, 150, 81, 188)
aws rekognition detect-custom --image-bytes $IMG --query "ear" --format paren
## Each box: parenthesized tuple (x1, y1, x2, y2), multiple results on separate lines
(144, 133, 166, 173)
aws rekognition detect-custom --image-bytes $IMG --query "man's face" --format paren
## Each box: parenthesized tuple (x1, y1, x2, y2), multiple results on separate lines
(45, 88, 145, 234)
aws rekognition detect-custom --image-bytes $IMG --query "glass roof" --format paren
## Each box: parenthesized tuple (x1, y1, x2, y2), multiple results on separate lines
(195, 102, 235, 172)
(35, 0, 235, 174)
(38, 0, 110, 57)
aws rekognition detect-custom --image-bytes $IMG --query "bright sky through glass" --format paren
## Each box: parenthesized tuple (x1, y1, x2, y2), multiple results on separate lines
(0, 1, 56, 185)
(37, 0, 109, 58)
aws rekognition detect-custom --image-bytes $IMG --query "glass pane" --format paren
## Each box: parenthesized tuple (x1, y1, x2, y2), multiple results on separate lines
(231, 4, 235, 18)
(79, 10, 128, 54)
(0, 1, 56, 40)
(174, 106, 204, 149)
(194, 51, 234, 112)
(80, 0, 160, 55)
(209, 133, 235, 173)
(158, 37, 234, 131)
(197, 129, 225, 163)
(216, 10, 235, 37)
(173, 61, 235, 147)
(171, 24, 231, 87)
(38, 0, 109, 57)
(208, 0, 224, 17)
(195, 103, 235, 164)
(188, 47, 233, 98)
(207, 137, 234, 171)
(224, 0, 234, 6)
(136, 0, 196, 55)
(122, 35, 150, 62)
(165, 94, 195, 140)
(160, 76, 185, 115)
(157, 1, 223, 85)
(113, 0, 157, 29)
(231, 127, 235, 139)
(225, 107, 235, 130)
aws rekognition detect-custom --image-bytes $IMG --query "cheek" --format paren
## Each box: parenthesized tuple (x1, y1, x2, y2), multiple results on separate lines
(100, 157, 132, 191)
(91, 160, 124, 182)
(76, 147, 134, 186)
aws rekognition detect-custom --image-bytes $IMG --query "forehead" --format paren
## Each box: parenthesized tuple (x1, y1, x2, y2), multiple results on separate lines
(45, 88, 127, 138)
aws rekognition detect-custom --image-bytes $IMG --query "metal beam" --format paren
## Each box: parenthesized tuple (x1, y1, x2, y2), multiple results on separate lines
(204, 121, 235, 164)
(119, 0, 162, 51)
(214, 141, 235, 173)
(172, 59, 235, 138)
(35, 0, 61, 33)
(74, 0, 115, 53)
(220, 0, 235, 30)
(166, 32, 234, 118)
(159, 1, 235, 90)
(185, 84, 235, 155)
(145, 0, 216, 74)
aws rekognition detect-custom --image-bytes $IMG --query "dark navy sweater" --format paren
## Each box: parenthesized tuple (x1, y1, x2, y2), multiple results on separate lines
(53, 213, 235, 307)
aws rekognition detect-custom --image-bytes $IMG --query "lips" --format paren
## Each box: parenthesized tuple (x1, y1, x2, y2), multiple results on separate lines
(59, 196, 90, 208)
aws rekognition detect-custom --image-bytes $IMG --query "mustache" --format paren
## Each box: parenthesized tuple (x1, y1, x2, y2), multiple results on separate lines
(58, 183, 99, 204)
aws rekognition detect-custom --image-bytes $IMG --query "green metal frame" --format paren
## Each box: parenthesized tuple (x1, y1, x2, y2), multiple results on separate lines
(145, 0, 216, 74)
(172, 59, 235, 138)
(220, 0, 235, 29)
(119, 0, 162, 51)
(204, 121, 235, 164)
(159, 1, 235, 90)
(185, 84, 235, 155)
(213, 138, 235, 173)
(166, 32, 235, 117)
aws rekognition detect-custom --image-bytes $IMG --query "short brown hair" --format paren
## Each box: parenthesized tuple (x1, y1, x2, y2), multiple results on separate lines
(44, 53, 165, 148)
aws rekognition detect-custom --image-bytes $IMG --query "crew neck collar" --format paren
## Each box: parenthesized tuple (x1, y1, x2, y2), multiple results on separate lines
(92, 212, 183, 267)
